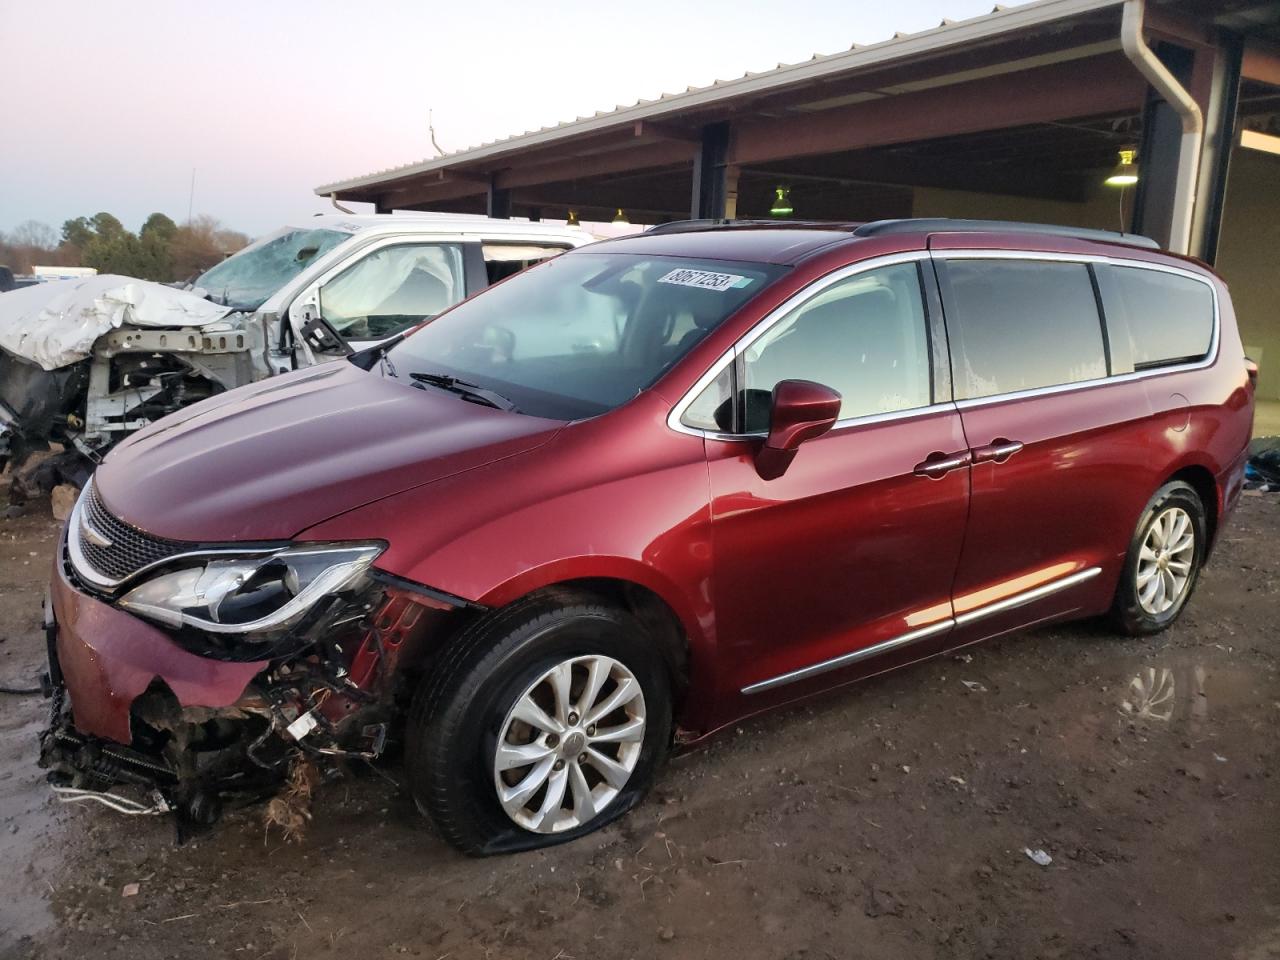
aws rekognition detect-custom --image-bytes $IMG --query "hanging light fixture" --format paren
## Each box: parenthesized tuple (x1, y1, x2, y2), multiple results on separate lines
(611, 208, 630, 225)
(1105, 148, 1139, 187)
(769, 186, 794, 217)
(565, 209, 580, 227)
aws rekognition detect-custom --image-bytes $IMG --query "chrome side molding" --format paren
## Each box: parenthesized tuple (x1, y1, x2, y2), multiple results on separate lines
(741, 620, 952, 695)
(741, 566, 1102, 694)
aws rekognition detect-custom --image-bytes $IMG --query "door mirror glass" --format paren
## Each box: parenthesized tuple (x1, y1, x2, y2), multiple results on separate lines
(756, 379, 841, 479)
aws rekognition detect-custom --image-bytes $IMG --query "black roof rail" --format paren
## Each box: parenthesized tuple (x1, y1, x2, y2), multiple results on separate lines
(644, 217, 1162, 251)
(851, 218, 1160, 250)
(644, 218, 851, 235)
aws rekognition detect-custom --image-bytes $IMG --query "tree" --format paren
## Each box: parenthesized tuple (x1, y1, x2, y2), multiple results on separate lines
(139, 212, 178, 280)
(169, 215, 249, 281)
(140, 212, 178, 243)
(10, 220, 58, 250)
(0, 220, 67, 273)
(22, 211, 250, 282)
(76, 211, 166, 279)
(61, 217, 93, 250)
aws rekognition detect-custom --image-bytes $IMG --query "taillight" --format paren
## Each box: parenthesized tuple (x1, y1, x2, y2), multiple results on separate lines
(1244, 357, 1259, 388)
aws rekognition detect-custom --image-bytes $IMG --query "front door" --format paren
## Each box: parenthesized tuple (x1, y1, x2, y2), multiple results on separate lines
(696, 258, 971, 720)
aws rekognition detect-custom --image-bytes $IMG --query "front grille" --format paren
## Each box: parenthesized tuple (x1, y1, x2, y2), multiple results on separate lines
(77, 484, 191, 583)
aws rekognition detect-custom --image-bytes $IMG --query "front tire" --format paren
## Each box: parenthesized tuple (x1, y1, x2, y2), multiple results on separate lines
(1111, 480, 1207, 636)
(405, 597, 671, 855)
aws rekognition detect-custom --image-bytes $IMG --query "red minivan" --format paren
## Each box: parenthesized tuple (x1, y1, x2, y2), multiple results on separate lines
(41, 219, 1254, 853)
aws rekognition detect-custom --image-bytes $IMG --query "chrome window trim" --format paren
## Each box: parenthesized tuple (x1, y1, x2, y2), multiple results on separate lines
(741, 565, 1101, 694)
(670, 248, 1221, 439)
(666, 251, 932, 440)
(934, 250, 1221, 408)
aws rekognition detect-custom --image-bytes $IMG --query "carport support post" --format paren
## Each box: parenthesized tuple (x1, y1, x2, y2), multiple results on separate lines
(691, 122, 731, 220)
(1195, 38, 1243, 265)
(487, 177, 511, 219)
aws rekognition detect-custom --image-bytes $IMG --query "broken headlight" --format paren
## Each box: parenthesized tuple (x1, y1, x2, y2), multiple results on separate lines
(117, 543, 383, 635)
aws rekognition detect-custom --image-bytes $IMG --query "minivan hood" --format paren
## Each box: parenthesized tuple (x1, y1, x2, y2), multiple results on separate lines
(95, 361, 563, 542)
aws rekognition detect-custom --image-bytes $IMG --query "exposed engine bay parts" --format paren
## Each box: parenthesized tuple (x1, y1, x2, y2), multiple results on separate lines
(41, 483, 473, 834)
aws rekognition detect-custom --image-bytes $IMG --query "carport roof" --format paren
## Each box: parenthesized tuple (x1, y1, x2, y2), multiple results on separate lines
(315, 0, 1126, 197)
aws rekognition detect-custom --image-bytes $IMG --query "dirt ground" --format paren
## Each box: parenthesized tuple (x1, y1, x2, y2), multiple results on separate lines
(1, 480, 1277, 960)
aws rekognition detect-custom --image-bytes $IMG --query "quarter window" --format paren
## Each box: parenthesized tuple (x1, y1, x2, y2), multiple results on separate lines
(681, 365, 734, 432)
(736, 263, 933, 433)
(942, 260, 1106, 400)
(1107, 266, 1214, 369)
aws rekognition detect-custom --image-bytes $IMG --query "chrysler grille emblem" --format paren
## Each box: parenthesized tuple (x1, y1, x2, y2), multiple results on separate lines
(80, 512, 114, 549)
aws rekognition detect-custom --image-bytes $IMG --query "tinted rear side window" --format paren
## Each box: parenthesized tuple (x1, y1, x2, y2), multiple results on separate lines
(1107, 266, 1214, 370)
(942, 260, 1107, 400)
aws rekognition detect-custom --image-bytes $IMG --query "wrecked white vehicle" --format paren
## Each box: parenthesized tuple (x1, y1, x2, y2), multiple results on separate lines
(0, 214, 591, 508)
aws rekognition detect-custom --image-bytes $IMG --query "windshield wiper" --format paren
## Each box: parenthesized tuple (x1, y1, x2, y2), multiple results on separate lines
(408, 372, 519, 412)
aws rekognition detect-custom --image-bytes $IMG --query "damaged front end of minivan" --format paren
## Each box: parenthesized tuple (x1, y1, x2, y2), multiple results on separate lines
(38, 480, 475, 833)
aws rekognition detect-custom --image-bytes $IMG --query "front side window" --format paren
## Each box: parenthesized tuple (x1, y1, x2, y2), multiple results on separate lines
(195, 227, 350, 311)
(943, 260, 1106, 400)
(727, 263, 932, 433)
(1107, 265, 1214, 369)
(387, 253, 786, 420)
(320, 243, 466, 341)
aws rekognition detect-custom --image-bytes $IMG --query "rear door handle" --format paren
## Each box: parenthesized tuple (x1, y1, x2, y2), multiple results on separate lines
(970, 439, 1024, 464)
(913, 450, 972, 478)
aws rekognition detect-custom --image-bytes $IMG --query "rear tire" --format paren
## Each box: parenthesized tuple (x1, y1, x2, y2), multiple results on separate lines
(1111, 480, 1207, 636)
(405, 596, 671, 855)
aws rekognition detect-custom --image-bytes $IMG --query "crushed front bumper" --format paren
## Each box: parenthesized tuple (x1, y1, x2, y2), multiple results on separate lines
(47, 554, 267, 744)
(38, 543, 465, 828)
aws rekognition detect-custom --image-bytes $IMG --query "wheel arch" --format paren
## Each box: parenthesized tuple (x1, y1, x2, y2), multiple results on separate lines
(528, 578, 692, 710)
(1163, 462, 1220, 547)
(470, 563, 709, 717)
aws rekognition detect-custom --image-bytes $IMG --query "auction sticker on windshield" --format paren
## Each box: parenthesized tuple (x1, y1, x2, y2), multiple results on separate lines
(658, 268, 752, 291)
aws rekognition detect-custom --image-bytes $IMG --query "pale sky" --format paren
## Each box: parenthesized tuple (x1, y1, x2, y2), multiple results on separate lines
(1, 0, 1034, 238)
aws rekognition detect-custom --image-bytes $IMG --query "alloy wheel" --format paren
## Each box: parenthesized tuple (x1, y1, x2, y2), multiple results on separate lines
(1136, 506, 1196, 615)
(492, 655, 646, 834)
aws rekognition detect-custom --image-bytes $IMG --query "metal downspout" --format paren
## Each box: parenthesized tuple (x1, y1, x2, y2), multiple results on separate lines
(1121, 0, 1204, 254)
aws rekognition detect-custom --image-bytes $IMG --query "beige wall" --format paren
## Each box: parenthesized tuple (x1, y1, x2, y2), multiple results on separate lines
(1214, 147, 1280, 401)
(911, 183, 1123, 232)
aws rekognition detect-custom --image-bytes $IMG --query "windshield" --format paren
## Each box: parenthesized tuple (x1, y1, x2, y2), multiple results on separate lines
(194, 227, 350, 311)
(386, 252, 787, 420)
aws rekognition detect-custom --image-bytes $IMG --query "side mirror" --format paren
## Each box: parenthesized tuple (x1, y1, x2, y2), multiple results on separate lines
(755, 379, 842, 480)
(297, 295, 351, 357)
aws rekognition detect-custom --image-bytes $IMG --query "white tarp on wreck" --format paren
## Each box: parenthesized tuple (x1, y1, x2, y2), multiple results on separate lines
(0, 275, 234, 371)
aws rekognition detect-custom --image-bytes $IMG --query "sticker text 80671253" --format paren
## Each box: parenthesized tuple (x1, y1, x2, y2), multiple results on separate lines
(657, 268, 753, 292)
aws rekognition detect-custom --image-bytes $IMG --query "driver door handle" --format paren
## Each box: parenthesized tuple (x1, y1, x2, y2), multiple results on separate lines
(913, 450, 972, 478)
(970, 439, 1024, 464)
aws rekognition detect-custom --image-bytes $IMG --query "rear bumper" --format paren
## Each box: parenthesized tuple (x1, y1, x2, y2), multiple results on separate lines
(48, 547, 267, 745)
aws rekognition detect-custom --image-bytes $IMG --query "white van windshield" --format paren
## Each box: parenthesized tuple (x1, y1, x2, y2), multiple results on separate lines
(195, 227, 350, 311)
